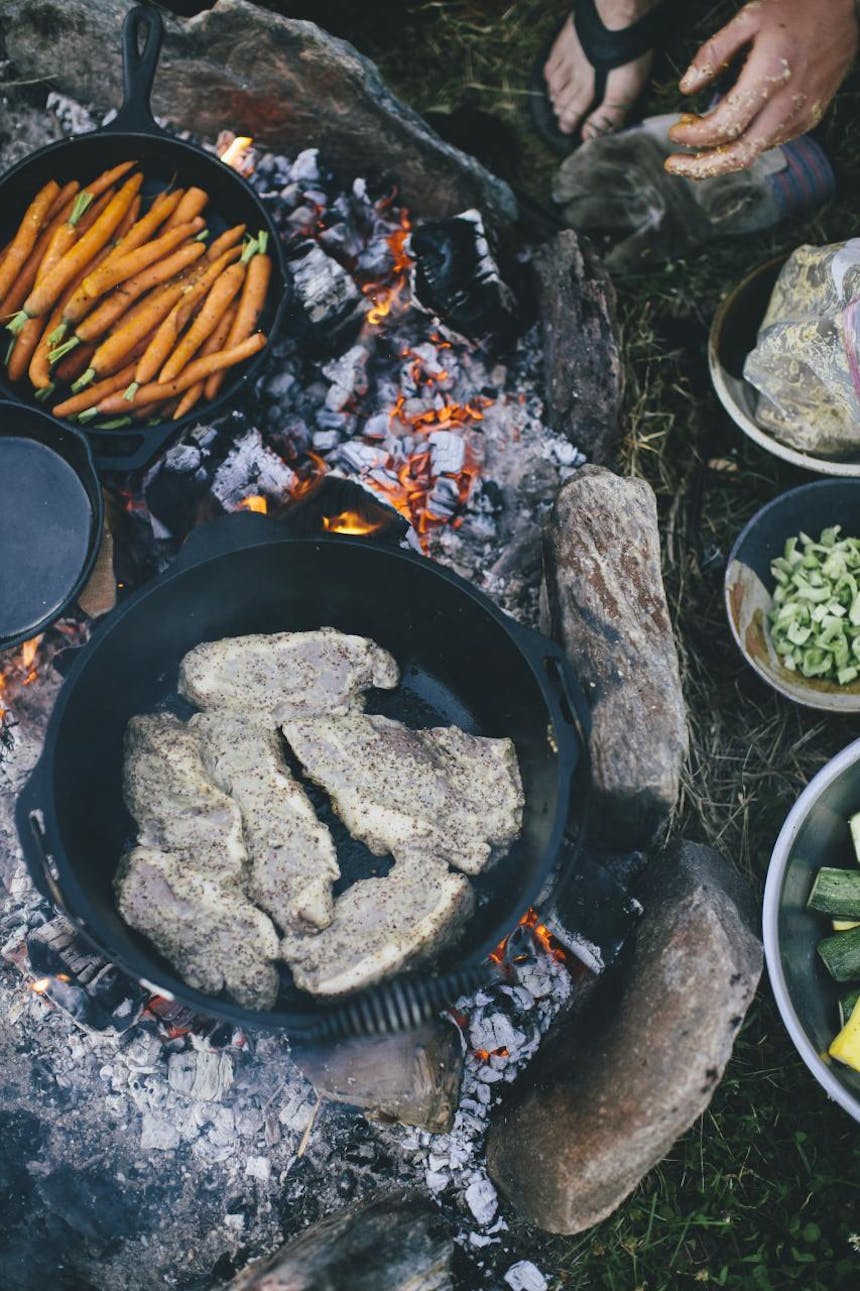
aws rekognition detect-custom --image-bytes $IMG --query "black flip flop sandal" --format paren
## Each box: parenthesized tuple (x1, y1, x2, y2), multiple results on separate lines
(529, 0, 665, 155)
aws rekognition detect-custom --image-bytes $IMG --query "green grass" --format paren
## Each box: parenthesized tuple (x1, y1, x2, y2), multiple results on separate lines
(280, 2, 860, 1284)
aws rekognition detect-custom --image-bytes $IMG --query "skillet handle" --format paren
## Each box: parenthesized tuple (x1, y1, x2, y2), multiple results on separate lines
(509, 621, 590, 777)
(104, 4, 165, 135)
(15, 761, 69, 914)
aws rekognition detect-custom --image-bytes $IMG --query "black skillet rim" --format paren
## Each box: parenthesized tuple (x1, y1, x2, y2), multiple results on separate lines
(24, 532, 579, 1032)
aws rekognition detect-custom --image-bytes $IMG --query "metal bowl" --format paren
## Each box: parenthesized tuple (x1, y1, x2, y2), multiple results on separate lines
(708, 256, 860, 478)
(765, 738, 860, 1121)
(725, 479, 860, 714)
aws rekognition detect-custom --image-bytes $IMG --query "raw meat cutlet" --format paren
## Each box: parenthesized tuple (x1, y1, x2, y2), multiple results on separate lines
(280, 856, 474, 996)
(123, 712, 246, 884)
(115, 846, 280, 1010)
(178, 627, 399, 720)
(281, 711, 524, 876)
(192, 710, 339, 932)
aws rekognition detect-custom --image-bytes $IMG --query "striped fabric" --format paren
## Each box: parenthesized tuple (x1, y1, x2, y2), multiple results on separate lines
(767, 134, 836, 219)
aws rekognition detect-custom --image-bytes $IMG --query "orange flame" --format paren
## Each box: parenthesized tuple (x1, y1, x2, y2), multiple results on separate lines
(322, 510, 385, 536)
(0, 634, 44, 721)
(217, 133, 255, 173)
(237, 494, 268, 514)
(362, 212, 413, 327)
(489, 908, 567, 966)
(30, 972, 71, 996)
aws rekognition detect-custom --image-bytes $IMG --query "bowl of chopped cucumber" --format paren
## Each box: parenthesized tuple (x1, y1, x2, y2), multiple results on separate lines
(765, 739, 860, 1120)
(725, 480, 860, 713)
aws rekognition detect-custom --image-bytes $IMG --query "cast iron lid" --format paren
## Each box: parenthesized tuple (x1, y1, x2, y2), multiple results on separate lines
(0, 401, 103, 651)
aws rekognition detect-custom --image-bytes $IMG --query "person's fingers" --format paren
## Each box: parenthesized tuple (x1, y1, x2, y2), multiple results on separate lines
(664, 93, 805, 179)
(678, 3, 762, 94)
(669, 47, 791, 147)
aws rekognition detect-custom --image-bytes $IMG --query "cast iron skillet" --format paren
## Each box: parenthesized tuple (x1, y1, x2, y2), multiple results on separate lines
(17, 514, 586, 1038)
(0, 5, 287, 475)
(0, 400, 103, 651)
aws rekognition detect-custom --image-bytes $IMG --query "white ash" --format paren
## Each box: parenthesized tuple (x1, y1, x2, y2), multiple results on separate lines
(504, 1260, 550, 1291)
(210, 425, 297, 509)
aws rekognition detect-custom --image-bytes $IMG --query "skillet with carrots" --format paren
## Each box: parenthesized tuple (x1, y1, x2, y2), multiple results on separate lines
(0, 164, 271, 430)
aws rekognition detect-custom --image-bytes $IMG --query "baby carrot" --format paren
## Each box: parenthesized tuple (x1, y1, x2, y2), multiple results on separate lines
(18, 173, 143, 324)
(81, 161, 137, 200)
(205, 224, 247, 261)
(33, 191, 97, 288)
(6, 316, 45, 382)
(133, 249, 242, 384)
(160, 186, 208, 232)
(72, 240, 207, 346)
(82, 217, 205, 299)
(159, 261, 245, 383)
(92, 188, 183, 276)
(0, 179, 61, 307)
(170, 304, 235, 418)
(96, 332, 266, 414)
(43, 180, 80, 223)
(54, 341, 96, 385)
(206, 232, 270, 400)
(30, 244, 115, 387)
(77, 276, 200, 388)
(52, 357, 142, 419)
(0, 189, 84, 317)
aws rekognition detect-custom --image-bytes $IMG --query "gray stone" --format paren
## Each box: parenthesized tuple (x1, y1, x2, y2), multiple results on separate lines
(486, 840, 762, 1234)
(533, 230, 622, 466)
(229, 1189, 454, 1291)
(293, 1018, 464, 1134)
(543, 464, 688, 851)
(4, 0, 516, 227)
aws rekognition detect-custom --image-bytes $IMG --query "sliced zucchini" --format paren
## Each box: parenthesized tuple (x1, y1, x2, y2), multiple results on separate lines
(839, 989, 860, 1027)
(807, 868, 860, 918)
(817, 926, 860, 981)
(832, 919, 860, 931)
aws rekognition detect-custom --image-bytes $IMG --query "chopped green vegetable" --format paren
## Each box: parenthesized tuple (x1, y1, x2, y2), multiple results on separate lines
(807, 867, 860, 917)
(817, 925, 860, 981)
(839, 989, 860, 1027)
(770, 527, 860, 685)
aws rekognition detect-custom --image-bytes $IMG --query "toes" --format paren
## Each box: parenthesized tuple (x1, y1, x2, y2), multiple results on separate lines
(556, 93, 592, 136)
(582, 101, 631, 140)
(544, 59, 573, 100)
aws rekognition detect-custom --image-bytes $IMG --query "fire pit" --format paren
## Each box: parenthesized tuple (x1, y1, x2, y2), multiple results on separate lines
(0, 4, 762, 1287)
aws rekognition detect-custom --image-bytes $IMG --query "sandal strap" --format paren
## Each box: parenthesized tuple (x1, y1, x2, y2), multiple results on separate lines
(573, 0, 664, 71)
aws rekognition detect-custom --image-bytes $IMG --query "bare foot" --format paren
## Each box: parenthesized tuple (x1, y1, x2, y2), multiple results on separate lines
(544, 0, 660, 140)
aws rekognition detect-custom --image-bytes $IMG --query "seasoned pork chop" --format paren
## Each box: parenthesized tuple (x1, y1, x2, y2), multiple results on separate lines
(115, 846, 280, 1010)
(178, 628, 399, 720)
(280, 857, 474, 996)
(123, 713, 246, 884)
(281, 712, 524, 876)
(191, 711, 339, 932)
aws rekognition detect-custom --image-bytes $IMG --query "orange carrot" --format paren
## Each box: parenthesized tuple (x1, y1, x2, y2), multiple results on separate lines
(133, 251, 242, 384)
(0, 189, 85, 317)
(206, 234, 271, 399)
(96, 333, 266, 414)
(95, 187, 183, 271)
(72, 240, 207, 346)
(54, 341, 96, 385)
(43, 180, 80, 222)
(0, 180, 61, 307)
(29, 244, 115, 387)
(159, 261, 245, 383)
(161, 187, 208, 232)
(33, 190, 99, 289)
(19, 173, 143, 322)
(78, 277, 200, 387)
(82, 216, 205, 299)
(172, 382, 205, 419)
(81, 161, 137, 201)
(52, 357, 142, 419)
(72, 187, 116, 237)
(205, 224, 247, 262)
(6, 316, 45, 382)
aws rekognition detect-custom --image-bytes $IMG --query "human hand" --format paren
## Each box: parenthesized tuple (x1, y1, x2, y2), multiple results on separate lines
(664, 0, 858, 179)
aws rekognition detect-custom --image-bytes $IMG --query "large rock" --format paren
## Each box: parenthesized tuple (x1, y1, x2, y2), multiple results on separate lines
(229, 1189, 454, 1291)
(4, 0, 517, 227)
(486, 841, 762, 1234)
(543, 464, 687, 851)
(533, 230, 622, 466)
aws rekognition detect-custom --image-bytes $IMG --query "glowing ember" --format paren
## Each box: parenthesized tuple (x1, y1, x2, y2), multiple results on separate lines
(236, 494, 268, 514)
(30, 972, 71, 995)
(490, 909, 568, 967)
(322, 510, 385, 536)
(0, 634, 44, 722)
(217, 132, 256, 175)
(362, 212, 412, 327)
